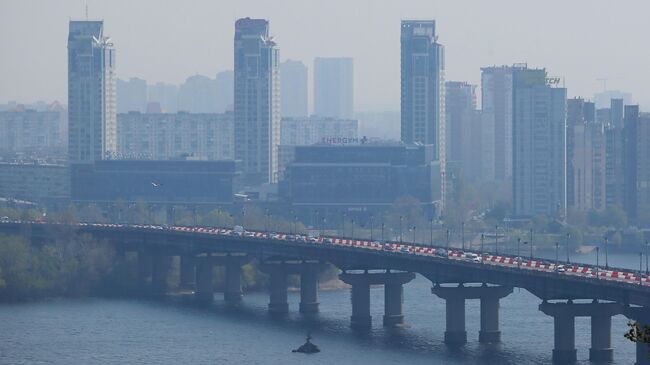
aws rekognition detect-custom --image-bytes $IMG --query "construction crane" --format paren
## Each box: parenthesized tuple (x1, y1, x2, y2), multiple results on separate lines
(596, 77, 608, 91)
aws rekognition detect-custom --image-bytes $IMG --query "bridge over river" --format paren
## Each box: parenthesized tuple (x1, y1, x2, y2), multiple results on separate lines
(1, 221, 648, 364)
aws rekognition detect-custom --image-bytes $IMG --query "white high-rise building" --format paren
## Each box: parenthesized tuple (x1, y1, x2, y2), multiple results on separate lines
(67, 20, 116, 163)
(234, 18, 280, 184)
(313, 57, 353, 119)
(512, 68, 567, 217)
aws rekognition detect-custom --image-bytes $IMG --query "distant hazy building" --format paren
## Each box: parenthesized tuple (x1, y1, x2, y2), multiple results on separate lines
(148, 82, 178, 113)
(571, 121, 606, 212)
(567, 98, 595, 210)
(215, 70, 234, 112)
(0, 162, 69, 204)
(313, 57, 353, 119)
(178, 75, 218, 113)
(0, 109, 66, 156)
(594, 90, 632, 109)
(117, 77, 147, 113)
(117, 112, 234, 161)
(605, 124, 624, 208)
(67, 20, 117, 163)
(623, 105, 639, 221)
(400, 20, 445, 208)
(354, 111, 400, 140)
(512, 68, 567, 217)
(234, 18, 280, 185)
(280, 60, 308, 117)
(610, 98, 624, 129)
(636, 114, 650, 226)
(445, 81, 478, 182)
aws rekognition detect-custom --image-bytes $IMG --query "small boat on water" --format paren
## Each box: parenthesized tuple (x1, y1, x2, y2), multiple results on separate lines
(292, 332, 320, 354)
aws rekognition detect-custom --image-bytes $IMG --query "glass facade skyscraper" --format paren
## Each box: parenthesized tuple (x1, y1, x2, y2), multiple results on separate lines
(234, 18, 280, 185)
(67, 20, 116, 163)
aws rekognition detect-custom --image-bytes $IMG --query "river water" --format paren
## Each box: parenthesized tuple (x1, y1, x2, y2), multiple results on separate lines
(0, 253, 640, 365)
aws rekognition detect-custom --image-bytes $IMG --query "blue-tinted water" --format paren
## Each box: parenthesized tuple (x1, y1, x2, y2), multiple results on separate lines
(0, 253, 638, 364)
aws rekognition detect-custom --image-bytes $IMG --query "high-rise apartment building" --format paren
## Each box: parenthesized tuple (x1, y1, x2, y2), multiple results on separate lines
(636, 114, 650, 226)
(148, 82, 178, 113)
(234, 18, 280, 185)
(178, 74, 218, 113)
(280, 60, 308, 118)
(445, 81, 479, 181)
(623, 105, 639, 221)
(481, 65, 527, 182)
(215, 70, 234, 112)
(67, 20, 116, 163)
(400, 20, 445, 208)
(313, 57, 353, 119)
(512, 68, 567, 217)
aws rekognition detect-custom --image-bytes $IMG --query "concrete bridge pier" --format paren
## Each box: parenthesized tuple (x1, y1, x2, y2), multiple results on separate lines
(625, 306, 650, 365)
(299, 270, 320, 314)
(432, 284, 513, 345)
(267, 268, 289, 314)
(137, 250, 153, 287)
(540, 300, 622, 363)
(340, 270, 415, 328)
(151, 253, 172, 296)
(195, 257, 214, 304)
(224, 257, 246, 303)
(179, 255, 195, 289)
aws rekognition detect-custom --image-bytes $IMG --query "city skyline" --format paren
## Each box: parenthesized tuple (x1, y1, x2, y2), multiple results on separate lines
(1, 0, 649, 111)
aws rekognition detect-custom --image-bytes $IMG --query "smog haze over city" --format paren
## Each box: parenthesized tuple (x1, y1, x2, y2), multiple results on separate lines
(0, 1, 649, 364)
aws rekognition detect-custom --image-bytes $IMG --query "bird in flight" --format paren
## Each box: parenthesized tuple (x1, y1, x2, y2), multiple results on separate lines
(151, 182, 162, 188)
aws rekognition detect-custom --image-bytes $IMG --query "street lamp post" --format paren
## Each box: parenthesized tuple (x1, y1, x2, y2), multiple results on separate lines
(480, 233, 485, 264)
(555, 242, 560, 271)
(381, 222, 385, 242)
(640, 252, 644, 286)
(399, 216, 403, 244)
(529, 228, 534, 260)
(461, 221, 465, 251)
(566, 233, 571, 264)
(265, 209, 270, 232)
(446, 229, 450, 250)
(370, 215, 374, 241)
(605, 236, 609, 269)
(596, 246, 600, 279)
(412, 226, 416, 245)
(495, 225, 499, 255)
(430, 218, 434, 247)
(645, 240, 650, 275)
(517, 238, 521, 268)
(351, 219, 355, 239)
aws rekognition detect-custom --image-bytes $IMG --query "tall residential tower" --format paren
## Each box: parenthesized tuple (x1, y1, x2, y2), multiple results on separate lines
(67, 20, 116, 163)
(234, 18, 280, 184)
(313, 57, 353, 119)
(400, 20, 445, 209)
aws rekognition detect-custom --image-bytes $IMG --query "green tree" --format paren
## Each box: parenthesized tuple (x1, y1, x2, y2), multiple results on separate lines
(625, 322, 650, 356)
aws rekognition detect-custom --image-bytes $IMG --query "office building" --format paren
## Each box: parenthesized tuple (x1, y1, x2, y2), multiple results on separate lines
(280, 116, 358, 146)
(313, 57, 353, 119)
(67, 20, 117, 163)
(400, 20, 445, 207)
(636, 114, 650, 226)
(512, 68, 567, 217)
(280, 60, 308, 118)
(71, 160, 239, 206)
(571, 121, 606, 212)
(117, 111, 234, 160)
(283, 143, 440, 223)
(0, 162, 69, 204)
(623, 105, 639, 221)
(234, 18, 280, 185)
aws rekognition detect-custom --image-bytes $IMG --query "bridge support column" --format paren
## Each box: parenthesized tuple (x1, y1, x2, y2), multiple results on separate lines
(224, 257, 246, 303)
(195, 257, 214, 304)
(625, 306, 650, 365)
(432, 284, 512, 345)
(268, 269, 289, 314)
(590, 314, 613, 362)
(540, 300, 622, 363)
(151, 253, 172, 296)
(299, 270, 319, 314)
(340, 270, 415, 328)
(137, 250, 153, 288)
(179, 255, 195, 289)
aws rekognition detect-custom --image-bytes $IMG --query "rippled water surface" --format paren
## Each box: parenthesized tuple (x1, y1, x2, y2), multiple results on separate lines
(0, 253, 639, 364)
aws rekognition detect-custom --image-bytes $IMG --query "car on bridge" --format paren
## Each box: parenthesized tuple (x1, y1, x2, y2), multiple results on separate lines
(435, 249, 447, 258)
(233, 225, 245, 236)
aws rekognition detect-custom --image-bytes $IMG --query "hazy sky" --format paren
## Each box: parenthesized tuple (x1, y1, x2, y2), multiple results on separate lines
(1, 0, 649, 111)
